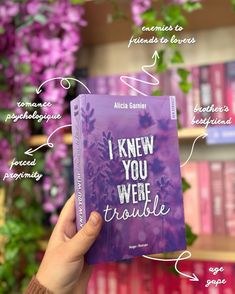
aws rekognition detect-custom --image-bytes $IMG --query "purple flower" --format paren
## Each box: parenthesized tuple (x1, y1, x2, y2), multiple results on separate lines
(131, 0, 152, 26)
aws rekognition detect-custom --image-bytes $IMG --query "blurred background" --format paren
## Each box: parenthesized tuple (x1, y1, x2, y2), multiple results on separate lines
(0, 0, 235, 293)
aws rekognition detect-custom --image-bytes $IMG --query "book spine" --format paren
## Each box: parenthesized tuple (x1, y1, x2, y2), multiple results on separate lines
(179, 261, 194, 294)
(108, 75, 119, 96)
(224, 162, 235, 236)
(87, 269, 97, 294)
(198, 161, 213, 235)
(205, 261, 223, 294)
(96, 264, 107, 294)
(210, 162, 226, 235)
(169, 262, 180, 294)
(87, 77, 96, 94)
(210, 63, 226, 120)
(117, 262, 131, 294)
(140, 258, 154, 294)
(154, 264, 169, 294)
(71, 96, 86, 230)
(138, 71, 152, 96)
(193, 261, 206, 294)
(107, 263, 118, 294)
(170, 68, 187, 128)
(130, 258, 141, 294)
(192, 66, 201, 124)
(182, 162, 201, 234)
(95, 76, 108, 95)
(222, 263, 234, 294)
(200, 65, 213, 118)
(226, 62, 235, 124)
(186, 67, 194, 128)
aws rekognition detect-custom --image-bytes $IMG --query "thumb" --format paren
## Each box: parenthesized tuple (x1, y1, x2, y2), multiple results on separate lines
(65, 211, 103, 262)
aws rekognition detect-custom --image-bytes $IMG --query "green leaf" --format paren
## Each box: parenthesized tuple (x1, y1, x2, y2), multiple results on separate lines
(232, 0, 235, 10)
(16, 17, 34, 31)
(32, 151, 44, 173)
(0, 58, 10, 68)
(185, 223, 197, 246)
(164, 5, 187, 27)
(0, 108, 12, 123)
(141, 8, 157, 24)
(18, 63, 31, 74)
(182, 177, 191, 192)
(183, 2, 202, 13)
(20, 179, 34, 193)
(5, 246, 19, 261)
(22, 85, 36, 95)
(177, 109, 182, 129)
(179, 80, 192, 94)
(15, 198, 26, 209)
(70, 0, 85, 4)
(177, 68, 190, 80)
(33, 14, 47, 25)
(152, 89, 162, 96)
(177, 68, 192, 93)
(0, 26, 5, 34)
(156, 50, 167, 73)
(171, 50, 184, 64)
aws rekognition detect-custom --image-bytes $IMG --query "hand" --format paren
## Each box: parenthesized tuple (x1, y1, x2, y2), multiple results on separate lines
(36, 194, 103, 294)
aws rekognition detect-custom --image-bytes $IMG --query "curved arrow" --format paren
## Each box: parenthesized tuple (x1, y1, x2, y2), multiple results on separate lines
(25, 124, 72, 156)
(143, 250, 199, 282)
(180, 132, 208, 168)
(36, 77, 91, 95)
(120, 50, 160, 96)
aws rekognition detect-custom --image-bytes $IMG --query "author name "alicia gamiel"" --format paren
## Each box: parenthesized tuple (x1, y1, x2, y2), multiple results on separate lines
(114, 102, 147, 109)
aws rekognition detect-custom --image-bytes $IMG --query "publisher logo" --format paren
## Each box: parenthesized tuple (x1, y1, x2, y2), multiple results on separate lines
(169, 96, 177, 120)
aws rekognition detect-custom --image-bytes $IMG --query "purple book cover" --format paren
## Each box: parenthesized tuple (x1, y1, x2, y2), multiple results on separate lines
(71, 94, 186, 264)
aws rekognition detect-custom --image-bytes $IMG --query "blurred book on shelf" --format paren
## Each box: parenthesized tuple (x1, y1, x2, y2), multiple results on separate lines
(82, 60, 235, 129)
(87, 258, 235, 294)
(182, 160, 235, 237)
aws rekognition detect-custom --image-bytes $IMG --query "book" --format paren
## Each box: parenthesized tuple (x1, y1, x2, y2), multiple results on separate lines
(96, 264, 107, 294)
(130, 258, 142, 294)
(193, 261, 206, 294)
(200, 65, 212, 118)
(117, 261, 131, 294)
(191, 66, 201, 127)
(210, 63, 226, 121)
(222, 263, 234, 294)
(71, 94, 186, 264)
(87, 270, 97, 294)
(138, 258, 154, 294)
(205, 261, 222, 294)
(179, 260, 194, 294)
(169, 262, 181, 294)
(181, 162, 201, 234)
(107, 263, 118, 294)
(210, 162, 226, 235)
(153, 264, 169, 294)
(198, 161, 213, 235)
(186, 66, 194, 128)
(224, 161, 235, 236)
(225, 61, 235, 124)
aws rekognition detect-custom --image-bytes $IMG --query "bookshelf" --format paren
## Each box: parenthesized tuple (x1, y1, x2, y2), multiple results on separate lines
(37, 235, 235, 262)
(151, 235, 235, 262)
(27, 128, 206, 147)
(82, 0, 235, 46)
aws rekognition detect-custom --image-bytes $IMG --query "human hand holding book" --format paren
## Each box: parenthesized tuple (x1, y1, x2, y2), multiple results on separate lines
(25, 194, 103, 294)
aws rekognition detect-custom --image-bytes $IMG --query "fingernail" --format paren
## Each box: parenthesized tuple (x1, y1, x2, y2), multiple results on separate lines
(89, 212, 100, 226)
